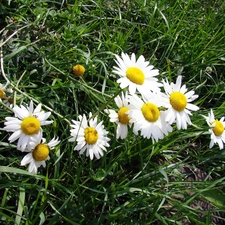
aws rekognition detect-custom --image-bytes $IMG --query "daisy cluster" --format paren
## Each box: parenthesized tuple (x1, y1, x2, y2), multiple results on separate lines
(2, 52, 225, 174)
(105, 53, 199, 140)
(107, 53, 225, 150)
(3, 101, 60, 174)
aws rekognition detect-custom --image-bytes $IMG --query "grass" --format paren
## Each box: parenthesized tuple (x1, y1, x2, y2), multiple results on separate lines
(1, 0, 225, 224)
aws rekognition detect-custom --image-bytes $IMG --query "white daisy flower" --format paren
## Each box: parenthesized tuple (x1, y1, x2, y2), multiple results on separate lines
(0, 82, 13, 101)
(3, 100, 53, 151)
(203, 109, 225, 150)
(112, 52, 162, 95)
(128, 93, 172, 142)
(21, 131, 60, 174)
(69, 113, 110, 160)
(162, 75, 199, 130)
(105, 92, 131, 139)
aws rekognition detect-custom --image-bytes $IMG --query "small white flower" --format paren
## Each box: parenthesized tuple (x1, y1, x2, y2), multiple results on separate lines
(203, 109, 225, 150)
(21, 131, 60, 174)
(69, 113, 110, 160)
(3, 100, 53, 151)
(162, 75, 199, 129)
(105, 92, 131, 139)
(128, 93, 172, 142)
(113, 52, 162, 95)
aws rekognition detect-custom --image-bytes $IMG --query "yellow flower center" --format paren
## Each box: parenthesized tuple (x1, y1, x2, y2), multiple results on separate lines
(169, 92, 187, 112)
(118, 107, 130, 124)
(21, 116, 41, 135)
(72, 64, 85, 77)
(126, 67, 145, 85)
(141, 103, 160, 122)
(0, 89, 5, 99)
(84, 127, 98, 145)
(32, 144, 49, 161)
(212, 120, 224, 136)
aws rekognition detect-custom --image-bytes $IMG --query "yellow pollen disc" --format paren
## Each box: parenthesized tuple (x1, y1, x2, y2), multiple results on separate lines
(170, 92, 187, 112)
(72, 64, 85, 77)
(84, 127, 98, 145)
(126, 67, 145, 85)
(32, 144, 49, 161)
(118, 107, 130, 124)
(0, 89, 5, 99)
(212, 120, 224, 136)
(141, 103, 160, 122)
(21, 116, 41, 135)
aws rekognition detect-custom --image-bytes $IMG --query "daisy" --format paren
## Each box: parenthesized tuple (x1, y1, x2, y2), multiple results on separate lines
(128, 93, 172, 142)
(69, 113, 110, 160)
(112, 52, 162, 95)
(0, 82, 13, 101)
(21, 131, 60, 174)
(162, 75, 199, 130)
(105, 92, 131, 139)
(203, 109, 225, 150)
(3, 100, 53, 151)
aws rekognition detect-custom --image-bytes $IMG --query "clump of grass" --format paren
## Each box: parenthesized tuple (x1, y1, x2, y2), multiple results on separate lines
(0, 0, 225, 224)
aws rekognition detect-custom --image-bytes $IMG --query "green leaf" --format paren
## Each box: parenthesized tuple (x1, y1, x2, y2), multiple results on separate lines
(0, 166, 43, 179)
(201, 189, 225, 209)
(39, 212, 45, 225)
(4, 46, 27, 61)
(189, 215, 209, 225)
(92, 168, 107, 181)
(15, 187, 25, 225)
(158, 167, 168, 183)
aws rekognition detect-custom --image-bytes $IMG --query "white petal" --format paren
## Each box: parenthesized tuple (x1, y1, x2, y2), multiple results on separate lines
(114, 95, 123, 108)
(209, 139, 214, 148)
(38, 112, 52, 122)
(17, 134, 30, 151)
(28, 161, 38, 174)
(13, 106, 29, 119)
(176, 113, 182, 130)
(186, 103, 199, 111)
(28, 101, 34, 115)
(8, 130, 22, 142)
(3, 123, 21, 131)
(218, 139, 224, 150)
(21, 153, 33, 166)
(174, 75, 182, 91)
(74, 142, 86, 151)
(48, 137, 60, 148)
(34, 104, 42, 114)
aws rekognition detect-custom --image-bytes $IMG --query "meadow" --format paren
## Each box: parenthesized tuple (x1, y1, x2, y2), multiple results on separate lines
(0, 0, 225, 224)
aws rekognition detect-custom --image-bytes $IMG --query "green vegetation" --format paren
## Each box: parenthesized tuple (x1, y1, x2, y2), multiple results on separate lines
(0, 0, 225, 224)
